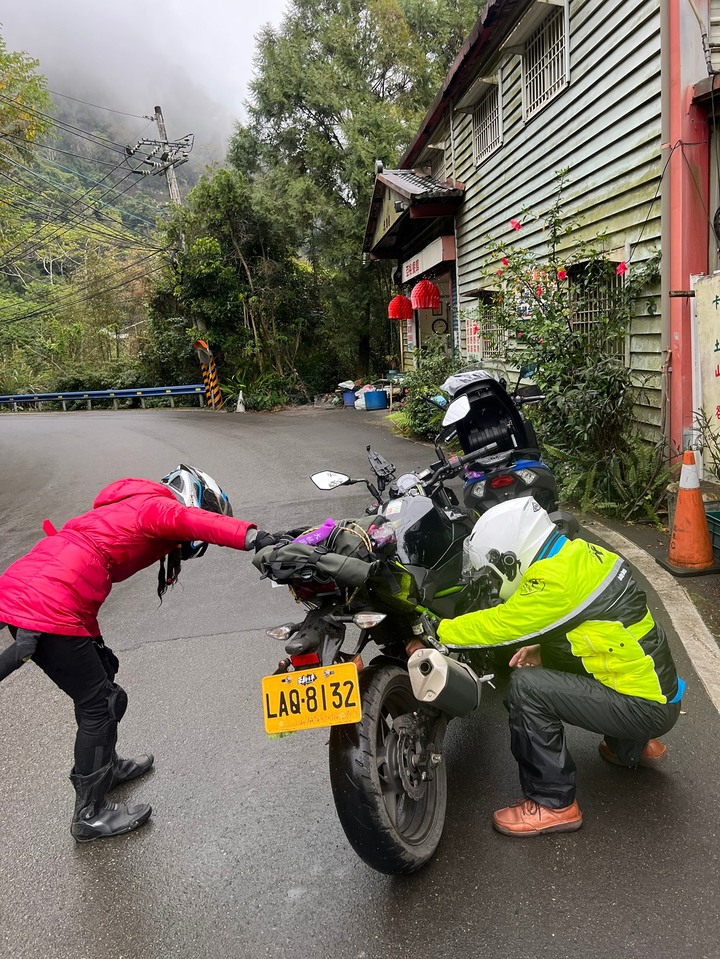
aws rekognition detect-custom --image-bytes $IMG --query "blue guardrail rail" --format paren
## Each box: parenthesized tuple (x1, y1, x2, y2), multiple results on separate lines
(0, 384, 206, 411)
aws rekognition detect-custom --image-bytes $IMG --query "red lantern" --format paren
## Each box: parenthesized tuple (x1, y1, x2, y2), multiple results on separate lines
(387, 295, 413, 320)
(410, 279, 441, 311)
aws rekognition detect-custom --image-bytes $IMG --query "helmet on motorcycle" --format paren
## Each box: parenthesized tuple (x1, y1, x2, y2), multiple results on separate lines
(466, 497, 557, 600)
(160, 464, 233, 559)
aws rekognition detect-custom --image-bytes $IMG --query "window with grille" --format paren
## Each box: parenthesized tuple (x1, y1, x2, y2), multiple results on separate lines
(523, 7, 567, 119)
(473, 84, 502, 163)
(568, 264, 627, 361)
(430, 146, 447, 182)
(465, 303, 506, 360)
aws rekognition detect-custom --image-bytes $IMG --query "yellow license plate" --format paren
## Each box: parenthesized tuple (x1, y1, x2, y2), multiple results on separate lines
(261, 662, 362, 735)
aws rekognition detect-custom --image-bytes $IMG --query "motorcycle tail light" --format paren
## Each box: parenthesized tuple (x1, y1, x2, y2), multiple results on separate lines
(489, 475, 515, 489)
(515, 468, 538, 485)
(267, 624, 295, 641)
(470, 480, 487, 499)
(290, 652, 321, 668)
(353, 613, 387, 629)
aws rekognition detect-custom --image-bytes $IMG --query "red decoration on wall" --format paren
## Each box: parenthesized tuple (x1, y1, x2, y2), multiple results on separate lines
(387, 294, 414, 320)
(410, 279, 441, 311)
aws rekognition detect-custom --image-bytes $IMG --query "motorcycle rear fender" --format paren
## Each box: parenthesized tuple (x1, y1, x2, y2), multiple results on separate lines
(284, 609, 346, 662)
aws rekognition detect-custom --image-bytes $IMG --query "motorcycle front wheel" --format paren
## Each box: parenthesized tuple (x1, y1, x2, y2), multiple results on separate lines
(328, 662, 447, 875)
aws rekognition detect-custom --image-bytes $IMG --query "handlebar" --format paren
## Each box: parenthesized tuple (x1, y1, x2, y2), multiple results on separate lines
(422, 443, 499, 492)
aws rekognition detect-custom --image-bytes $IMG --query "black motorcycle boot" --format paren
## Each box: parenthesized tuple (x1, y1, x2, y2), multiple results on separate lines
(109, 751, 154, 791)
(70, 762, 152, 843)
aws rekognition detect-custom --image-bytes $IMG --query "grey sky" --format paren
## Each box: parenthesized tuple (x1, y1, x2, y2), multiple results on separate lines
(1, 1, 290, 161)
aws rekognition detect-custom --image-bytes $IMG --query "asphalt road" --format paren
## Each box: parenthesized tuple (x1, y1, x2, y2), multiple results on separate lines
(1, 407, 719, 959)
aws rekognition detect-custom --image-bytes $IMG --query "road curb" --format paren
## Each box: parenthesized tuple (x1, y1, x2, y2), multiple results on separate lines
(585, 519, 720, 715)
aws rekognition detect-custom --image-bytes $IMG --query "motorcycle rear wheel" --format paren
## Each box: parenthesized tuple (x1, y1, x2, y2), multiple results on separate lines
(329, 662, 447, 875)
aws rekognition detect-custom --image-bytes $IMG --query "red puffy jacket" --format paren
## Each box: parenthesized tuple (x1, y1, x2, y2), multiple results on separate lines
(0, 478, 256, 637)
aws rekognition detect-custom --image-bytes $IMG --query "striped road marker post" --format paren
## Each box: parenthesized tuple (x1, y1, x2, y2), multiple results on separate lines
(193, 339, 223, 411)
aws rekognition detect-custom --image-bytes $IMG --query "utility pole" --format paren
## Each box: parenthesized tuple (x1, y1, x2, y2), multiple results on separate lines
(154, 105, 182, 206)
(124, 107, 193, 203)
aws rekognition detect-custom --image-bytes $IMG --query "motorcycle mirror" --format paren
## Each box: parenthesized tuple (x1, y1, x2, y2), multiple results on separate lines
(441, 394, 471, 426)
(311, 470, 351, 490)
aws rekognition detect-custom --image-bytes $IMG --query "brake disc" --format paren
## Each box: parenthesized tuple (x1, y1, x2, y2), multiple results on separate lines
(389, 714, 429, 801)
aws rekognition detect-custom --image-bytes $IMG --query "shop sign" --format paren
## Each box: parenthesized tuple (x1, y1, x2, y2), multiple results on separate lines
(401, 236, 456, 283)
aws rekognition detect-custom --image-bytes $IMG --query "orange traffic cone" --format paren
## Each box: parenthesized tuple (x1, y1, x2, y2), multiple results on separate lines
(658, 450, 720, 577)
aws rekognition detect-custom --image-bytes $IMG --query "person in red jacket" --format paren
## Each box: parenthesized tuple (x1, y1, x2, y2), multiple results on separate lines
(0, 464, 274, 843)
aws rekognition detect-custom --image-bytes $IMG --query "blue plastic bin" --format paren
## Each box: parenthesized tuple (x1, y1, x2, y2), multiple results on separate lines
(364, 390, 388, 411)
(342, 390, 356, 407)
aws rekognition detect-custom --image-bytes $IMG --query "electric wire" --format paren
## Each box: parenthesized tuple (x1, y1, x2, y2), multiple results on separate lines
(0, 179, 163, 258)
(1, 130, 124, 168)
(47, 89, 152, 121)
(0, 137, 161, 227)
(0, 150, 154, 266)
(0, 250, 168, 326)
(0, 91, 135, 154)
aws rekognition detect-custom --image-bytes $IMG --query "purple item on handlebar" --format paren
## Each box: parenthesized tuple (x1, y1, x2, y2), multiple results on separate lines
(293, 517, 336, 546)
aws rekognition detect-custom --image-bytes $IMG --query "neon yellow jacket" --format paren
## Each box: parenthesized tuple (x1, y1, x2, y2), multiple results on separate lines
(437, 539, 680, 704)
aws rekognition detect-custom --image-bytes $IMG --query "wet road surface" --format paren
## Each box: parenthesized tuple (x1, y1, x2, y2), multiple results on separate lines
(1, 408, 718, 959)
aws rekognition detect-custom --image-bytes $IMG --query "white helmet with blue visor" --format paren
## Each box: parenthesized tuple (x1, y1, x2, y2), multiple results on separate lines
(160, 464, 233, 559)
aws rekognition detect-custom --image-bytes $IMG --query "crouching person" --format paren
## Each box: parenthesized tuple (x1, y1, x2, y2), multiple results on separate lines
(408, 497, 683, 837)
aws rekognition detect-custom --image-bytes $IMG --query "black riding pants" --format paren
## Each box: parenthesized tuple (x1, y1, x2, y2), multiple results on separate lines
(504, 667, 681, 809)
(10, 627, 123, 776)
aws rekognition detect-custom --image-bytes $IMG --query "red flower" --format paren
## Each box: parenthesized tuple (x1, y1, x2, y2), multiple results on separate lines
(510, 219, 522, 231)
(557, 268, 567, 281)
(616, 261, 628, 276)
(497, 269, 504, 276)
(537, 286, 543, 296)
(502, 257, 509, 266)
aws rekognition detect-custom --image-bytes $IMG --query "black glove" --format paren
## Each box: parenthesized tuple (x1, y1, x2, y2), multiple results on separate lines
(253, 529, 278, 552)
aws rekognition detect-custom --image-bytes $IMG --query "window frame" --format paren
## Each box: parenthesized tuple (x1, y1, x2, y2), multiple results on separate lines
(472, 76, 503, 165)
(567, 261, 629, 365)
(521, 2, 570, 121)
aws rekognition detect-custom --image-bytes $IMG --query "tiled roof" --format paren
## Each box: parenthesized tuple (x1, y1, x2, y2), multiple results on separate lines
(377, 169, 464, 200)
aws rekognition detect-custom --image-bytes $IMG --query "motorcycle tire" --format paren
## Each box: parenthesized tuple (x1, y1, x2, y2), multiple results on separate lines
(328, 662, 447, 875)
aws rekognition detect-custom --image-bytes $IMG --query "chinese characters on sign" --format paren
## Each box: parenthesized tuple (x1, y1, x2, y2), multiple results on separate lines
(694, 278, 720, 464)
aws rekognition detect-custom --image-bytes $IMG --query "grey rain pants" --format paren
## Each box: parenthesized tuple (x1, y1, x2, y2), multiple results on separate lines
(504, 667, 681, 808)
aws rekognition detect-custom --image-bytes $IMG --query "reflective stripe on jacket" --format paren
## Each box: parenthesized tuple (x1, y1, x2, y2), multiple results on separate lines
(437, 538, 679, 704)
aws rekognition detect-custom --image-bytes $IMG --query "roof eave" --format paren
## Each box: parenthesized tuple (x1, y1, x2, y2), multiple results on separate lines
(401, 0, 537, 168)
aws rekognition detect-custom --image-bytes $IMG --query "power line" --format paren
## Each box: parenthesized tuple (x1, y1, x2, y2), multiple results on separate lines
(2, 129, 128, 168)
(0, 91, 139, 155)
(0, 251, 167, 326)
(0, 148, 152, 266)
(0, 135, 161, 226)
(0, 180, 163, 257)
(47, 89, 153, 121)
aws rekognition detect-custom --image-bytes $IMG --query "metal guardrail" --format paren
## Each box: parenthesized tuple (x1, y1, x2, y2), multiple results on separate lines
(0, 384, 206, 412)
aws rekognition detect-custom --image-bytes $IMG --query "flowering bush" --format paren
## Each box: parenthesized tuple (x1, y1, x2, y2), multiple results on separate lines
(471, 175, 669, 522)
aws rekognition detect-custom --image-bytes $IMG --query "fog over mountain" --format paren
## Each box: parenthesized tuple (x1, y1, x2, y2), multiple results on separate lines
(1, 1, 288, 168)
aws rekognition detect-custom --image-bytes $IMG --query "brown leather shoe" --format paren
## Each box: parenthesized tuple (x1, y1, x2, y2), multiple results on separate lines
(599, 738, 667, 768)
(492, 799, 583, 837)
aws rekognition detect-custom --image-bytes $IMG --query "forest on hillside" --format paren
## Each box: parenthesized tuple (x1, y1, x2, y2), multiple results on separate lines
(0, 1, 479, 405)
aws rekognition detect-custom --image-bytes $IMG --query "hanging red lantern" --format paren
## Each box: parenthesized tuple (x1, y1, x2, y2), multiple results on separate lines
(387, 294, 413, 320)
(410, 279, 441, 311)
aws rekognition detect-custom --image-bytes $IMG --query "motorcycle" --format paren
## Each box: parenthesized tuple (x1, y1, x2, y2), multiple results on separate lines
(253, 443, 569, 875)
(439, 367, 558, 515)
